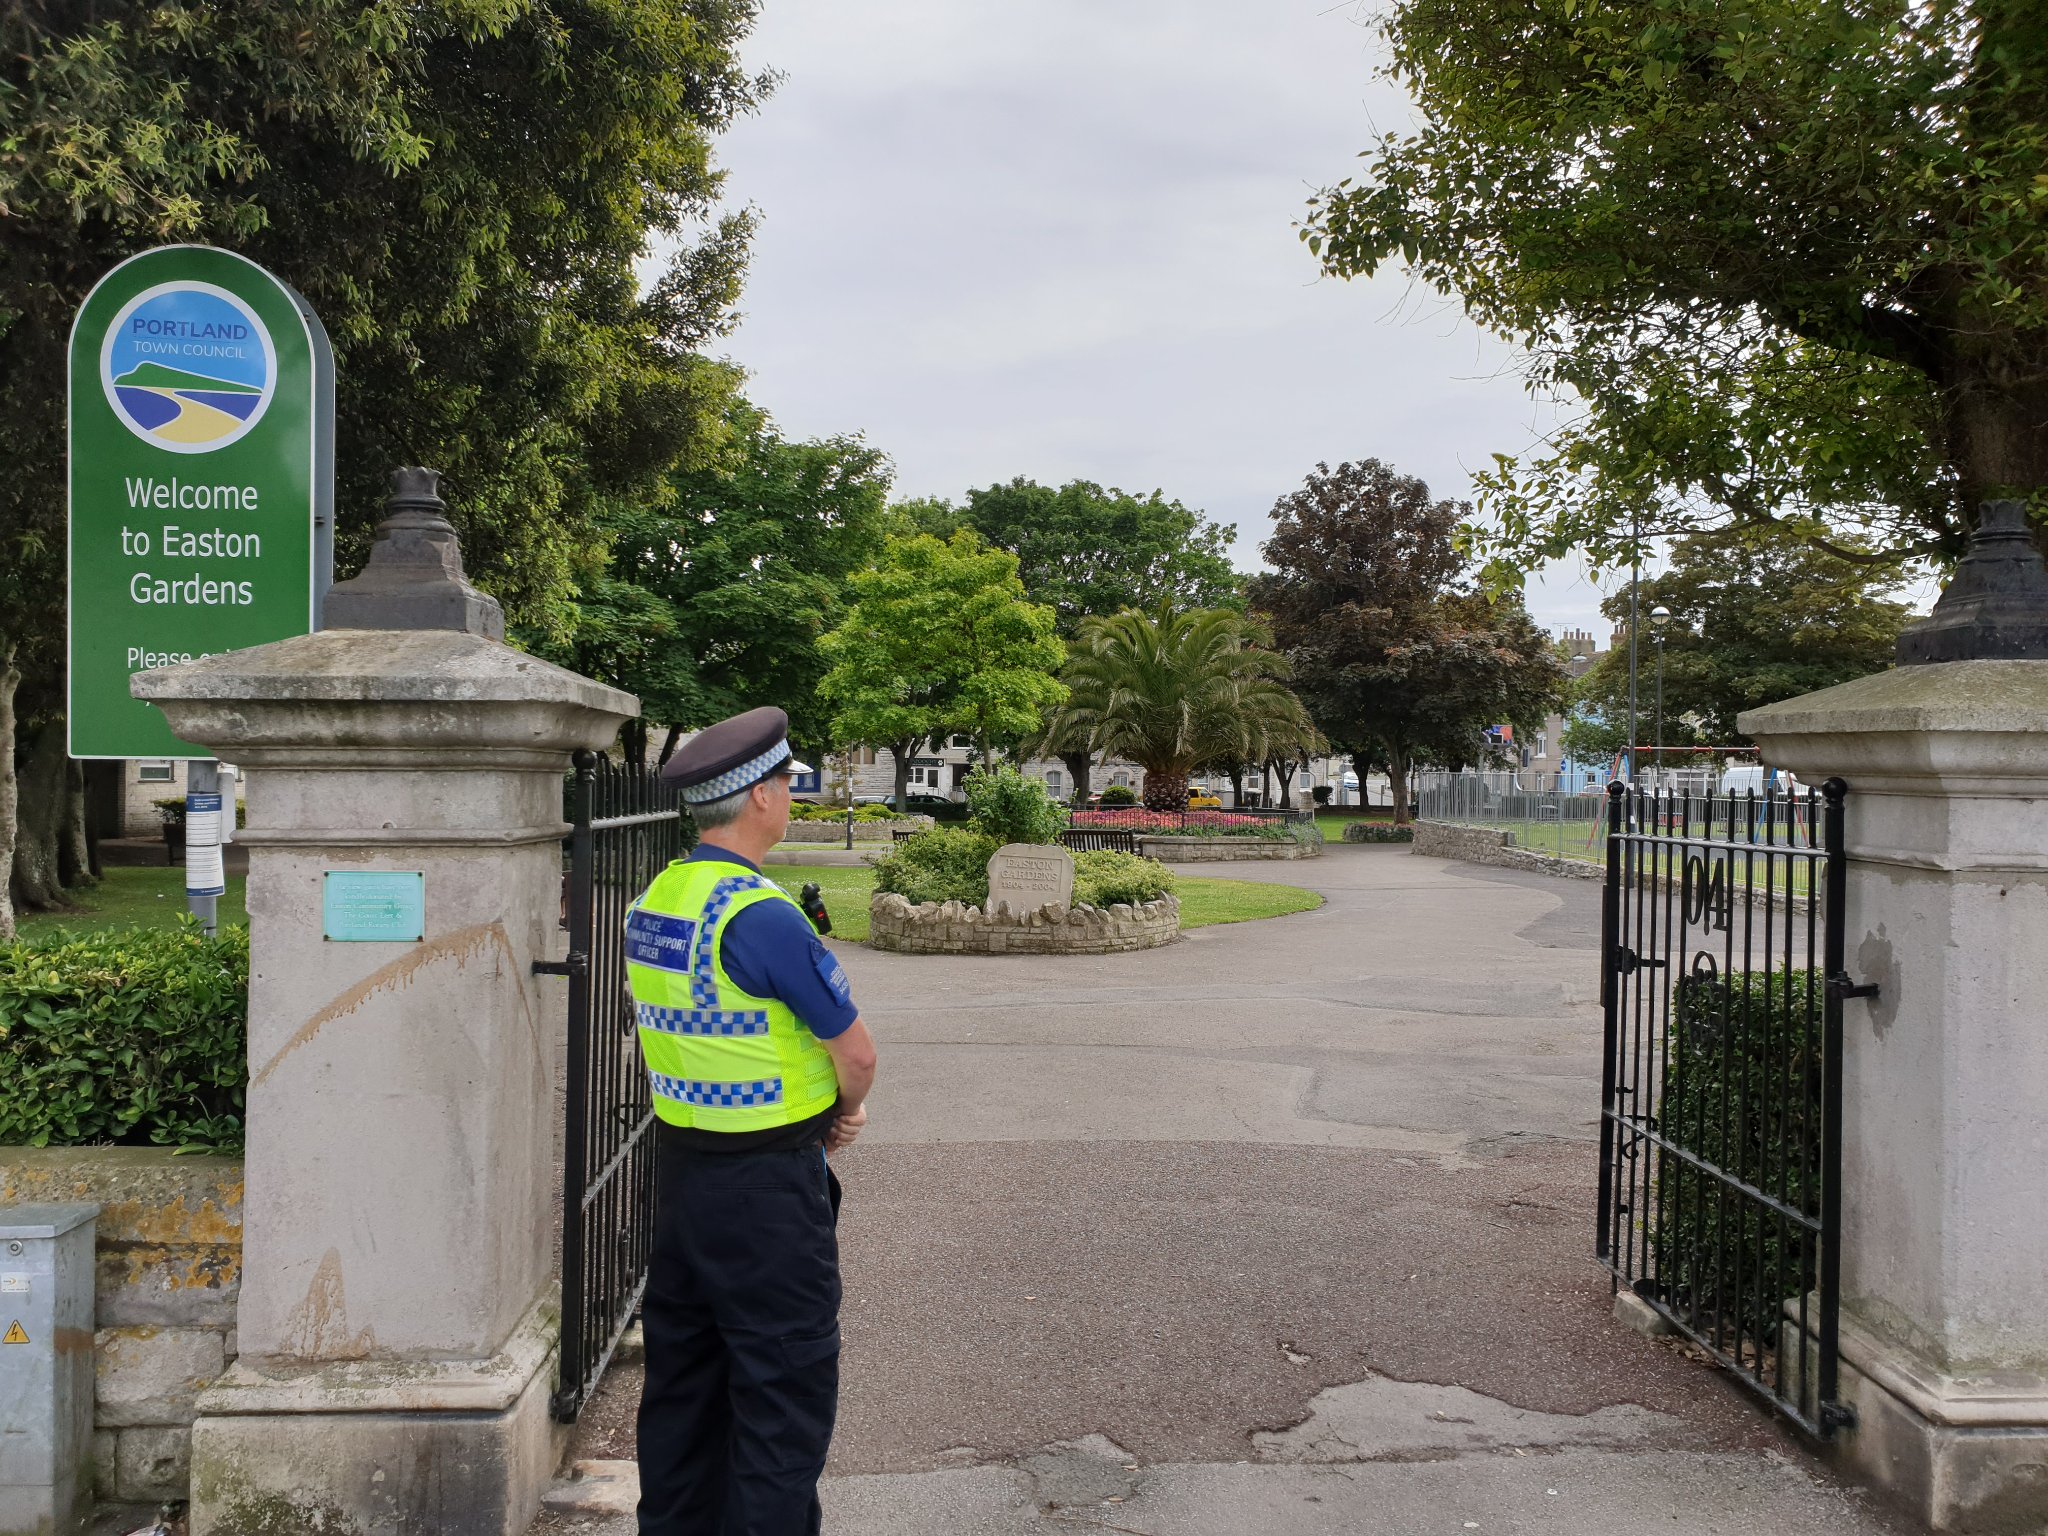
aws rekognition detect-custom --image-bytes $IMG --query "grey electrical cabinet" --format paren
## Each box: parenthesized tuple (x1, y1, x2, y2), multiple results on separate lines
(0, 1205, 98, 1536)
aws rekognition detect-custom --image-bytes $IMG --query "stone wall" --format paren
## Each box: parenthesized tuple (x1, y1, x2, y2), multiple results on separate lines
(1409, 819, 1603, 881)
(780, 815, 932, 843)
(1, 1148, 243, 1505)
(1134, 835, 1321, 863)
(869, 892, 1180, 954)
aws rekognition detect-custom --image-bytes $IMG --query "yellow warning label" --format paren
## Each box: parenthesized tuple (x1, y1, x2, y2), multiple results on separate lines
(2, 1321, 27, 1345)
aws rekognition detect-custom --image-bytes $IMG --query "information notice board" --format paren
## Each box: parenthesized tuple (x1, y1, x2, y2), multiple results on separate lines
(68, 245, 324, 759)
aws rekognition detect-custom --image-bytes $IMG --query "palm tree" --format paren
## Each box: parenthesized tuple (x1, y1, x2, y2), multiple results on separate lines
(1058, 605, 1318, 811)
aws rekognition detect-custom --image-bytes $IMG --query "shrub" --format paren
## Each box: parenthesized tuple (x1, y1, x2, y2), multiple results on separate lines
(870, 828, 999, 906)
(964, 764, 1065, 847)
(1311, 785, 1333, 806)
(0, 923, 249, 1154)
(1072, 851, 1174, 908)
(1650, 968, 1822, 1348)
(1343, 822, 1414, 843)
(1098, 784, 1139, 806)
(787, 802, 901, 823)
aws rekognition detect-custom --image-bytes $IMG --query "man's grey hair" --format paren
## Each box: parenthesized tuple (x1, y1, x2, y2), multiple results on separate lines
(687, 787, 752, 832)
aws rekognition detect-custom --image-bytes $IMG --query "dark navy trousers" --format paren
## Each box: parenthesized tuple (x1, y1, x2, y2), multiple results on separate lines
(637, 1139, 842, 1536)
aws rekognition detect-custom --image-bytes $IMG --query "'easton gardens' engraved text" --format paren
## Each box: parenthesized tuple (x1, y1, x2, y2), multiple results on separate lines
(986, 842, 1076, 915)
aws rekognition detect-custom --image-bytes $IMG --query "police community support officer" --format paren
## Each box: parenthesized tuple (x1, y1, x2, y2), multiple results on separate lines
(623, 707, 878, 1536)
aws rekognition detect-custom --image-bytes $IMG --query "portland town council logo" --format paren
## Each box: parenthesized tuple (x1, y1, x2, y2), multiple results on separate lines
(101, 283, 276, 454)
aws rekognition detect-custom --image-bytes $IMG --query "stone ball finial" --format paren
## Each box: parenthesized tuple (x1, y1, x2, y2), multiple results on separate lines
(1896, 500, 2048, 665)
(321, 466, 507, 640)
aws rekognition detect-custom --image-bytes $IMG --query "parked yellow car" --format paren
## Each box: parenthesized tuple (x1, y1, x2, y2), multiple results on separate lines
(1187, 790, 1223, 810)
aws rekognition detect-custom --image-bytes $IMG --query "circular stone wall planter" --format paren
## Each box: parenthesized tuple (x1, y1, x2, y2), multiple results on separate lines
(868, 892, 1180, 954)
(1134, 835, 1322, 862)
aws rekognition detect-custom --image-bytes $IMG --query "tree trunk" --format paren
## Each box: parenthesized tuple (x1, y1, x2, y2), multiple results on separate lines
(59, 756, 95, 890)
(1388, 744, 1413, 827)
(621, 717, 648, 769)
(1060, 749, 1092, 805)
(1268, 757, 1294, 808)
(889, 736, 918, 808)
(1352, 752, 1373, 811)
(657, 724, 684, 767)
(10, 717, 71, 911)
(1943, 369, 2048, 544)
(1228, 763, 1245, 807)
(0, 649, 18, 941)
(1141, 766, 1189, 813)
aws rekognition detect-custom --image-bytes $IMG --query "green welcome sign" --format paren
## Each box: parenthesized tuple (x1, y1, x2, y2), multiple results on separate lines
(68, 246, 325, 759)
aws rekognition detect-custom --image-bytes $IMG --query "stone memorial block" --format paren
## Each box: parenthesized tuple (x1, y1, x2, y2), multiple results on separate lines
(987, 842, 1075, 916)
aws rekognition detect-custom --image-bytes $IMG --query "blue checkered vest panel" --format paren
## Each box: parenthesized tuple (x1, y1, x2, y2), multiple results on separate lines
(623, 860, 841, 1132)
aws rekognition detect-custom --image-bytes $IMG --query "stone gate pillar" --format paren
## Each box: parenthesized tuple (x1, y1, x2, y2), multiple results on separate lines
(133, 470, 635, 1536)
(1743, 502, 2048, 1532)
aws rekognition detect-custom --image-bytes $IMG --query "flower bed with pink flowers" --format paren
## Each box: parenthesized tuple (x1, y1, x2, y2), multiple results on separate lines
(1069, 808, 1293, 838)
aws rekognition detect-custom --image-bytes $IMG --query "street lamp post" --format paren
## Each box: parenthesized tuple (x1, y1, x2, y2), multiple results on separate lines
(1650, 605, 1671, 796)
(1626, 502, 1642, 785)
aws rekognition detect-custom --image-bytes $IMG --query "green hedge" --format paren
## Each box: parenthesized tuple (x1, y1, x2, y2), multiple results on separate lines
(0, 923, 248, 1154)
(787, 802, 901, 823)
(871, 828, 999, 905)
(1343, 822, 1414, 843)
(1651, 968, 1822, 1346)
(1072, 850, 1173, 907)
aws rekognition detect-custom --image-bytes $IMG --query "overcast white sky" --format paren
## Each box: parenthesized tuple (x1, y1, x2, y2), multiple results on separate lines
(690, 0, 1617, 638)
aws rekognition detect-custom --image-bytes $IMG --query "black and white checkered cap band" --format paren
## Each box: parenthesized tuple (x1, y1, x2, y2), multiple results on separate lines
(682, 741, 793, 805)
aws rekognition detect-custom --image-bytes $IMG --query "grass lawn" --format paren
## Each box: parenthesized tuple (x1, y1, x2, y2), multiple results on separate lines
(768, 864, 1321, 942)
(1173, 875, 1322, 927)
(15, 862, 1321, 947)
(13, 865, 249, 941)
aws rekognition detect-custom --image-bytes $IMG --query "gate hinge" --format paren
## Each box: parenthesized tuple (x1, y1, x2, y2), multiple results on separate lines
(1611, 947, 1669, 977)
(1826, 971, 1879, 1003)
(533, 952, 588, 979)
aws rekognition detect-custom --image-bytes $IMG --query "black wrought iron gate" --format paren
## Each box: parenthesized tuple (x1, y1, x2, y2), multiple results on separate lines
(1596, 777, 1868, 1437)
(540, 750, 691, 1420)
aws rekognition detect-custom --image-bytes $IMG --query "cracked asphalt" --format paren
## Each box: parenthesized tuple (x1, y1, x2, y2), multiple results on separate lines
(531, 848, 1912, 1535)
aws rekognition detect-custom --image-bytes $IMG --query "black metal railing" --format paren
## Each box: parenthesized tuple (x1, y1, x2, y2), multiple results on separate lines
(541, 751, 691, 1421)
(1596, 778, 1864, 1437)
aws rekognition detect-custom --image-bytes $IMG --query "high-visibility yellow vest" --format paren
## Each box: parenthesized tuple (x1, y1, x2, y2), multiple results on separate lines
(623, 859, 842, 1132)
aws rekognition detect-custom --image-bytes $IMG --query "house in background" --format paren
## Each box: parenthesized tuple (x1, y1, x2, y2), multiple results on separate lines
(1515, 626, 1615, 793)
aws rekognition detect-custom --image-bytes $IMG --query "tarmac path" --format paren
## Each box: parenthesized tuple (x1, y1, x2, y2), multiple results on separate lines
(536, 845, 1910, 1536)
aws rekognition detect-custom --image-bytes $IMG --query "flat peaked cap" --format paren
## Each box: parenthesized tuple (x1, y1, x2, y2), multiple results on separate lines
(662, 706, 812, 804)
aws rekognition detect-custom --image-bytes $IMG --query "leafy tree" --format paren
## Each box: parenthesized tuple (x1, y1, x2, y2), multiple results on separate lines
(531, 407, 892, 765)
(0, 0, 764, 931)
(1251, 460, 1565, 823)
(1303, 0, 2048, 575)
(818, 533, 1066, 804)
(1056, 606, 1314, 812)
(1565, 531, 1912, 763)
(960, 479, 1242, 629)
(959, 478, 1241, 799)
